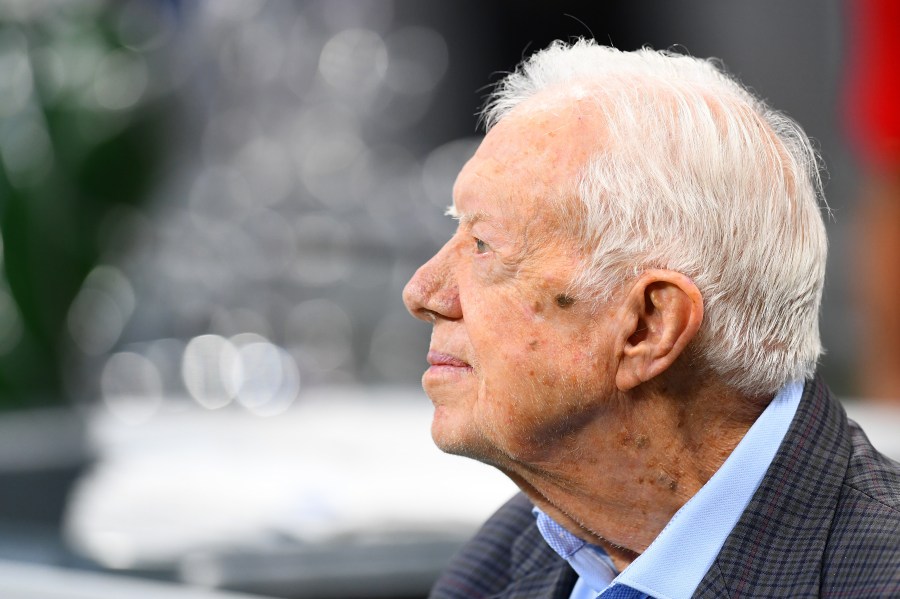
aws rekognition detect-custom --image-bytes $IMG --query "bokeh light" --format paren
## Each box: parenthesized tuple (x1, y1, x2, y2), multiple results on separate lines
(92, 49, 148, 111)
(101, 352, 163, 425)
(67, 266, 136, 357)
(233, 338, 301, 416)
(181, 335, 241, 410)
(0, 29, 33, 117)
(319, 28, 388, 96)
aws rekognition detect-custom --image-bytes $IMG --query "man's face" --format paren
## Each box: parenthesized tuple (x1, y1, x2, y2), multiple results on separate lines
(403, 97, 621, 465)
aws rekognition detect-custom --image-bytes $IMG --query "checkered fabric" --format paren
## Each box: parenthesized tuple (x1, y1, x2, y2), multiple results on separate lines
(429, 377, 900, 599)
(428, 492, 577, 598)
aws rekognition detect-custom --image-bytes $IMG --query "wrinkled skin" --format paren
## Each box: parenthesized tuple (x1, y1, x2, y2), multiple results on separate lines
(403, 97, 622, 468)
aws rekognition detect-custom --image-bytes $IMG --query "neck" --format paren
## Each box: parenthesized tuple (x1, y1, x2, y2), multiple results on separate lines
(500, 381, 768, 572)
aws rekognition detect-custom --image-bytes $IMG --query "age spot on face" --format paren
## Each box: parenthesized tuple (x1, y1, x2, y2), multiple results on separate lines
(555, 293, 576, 308)
(656, 472, 679, 492)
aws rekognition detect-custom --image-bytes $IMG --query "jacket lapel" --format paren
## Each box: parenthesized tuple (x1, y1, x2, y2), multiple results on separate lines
(429, 492, 576, 599)
(695, 377, 851, 598)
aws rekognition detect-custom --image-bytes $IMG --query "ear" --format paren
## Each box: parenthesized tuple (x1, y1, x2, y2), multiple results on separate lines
(615, 270, 704, 392)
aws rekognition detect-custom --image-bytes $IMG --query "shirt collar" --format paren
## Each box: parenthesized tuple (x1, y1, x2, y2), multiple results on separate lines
(533, 380, 804, 599)
(534, 507, 618, 591)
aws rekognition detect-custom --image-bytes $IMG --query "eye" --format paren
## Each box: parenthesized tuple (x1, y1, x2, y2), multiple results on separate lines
(474, 237, 488, 254)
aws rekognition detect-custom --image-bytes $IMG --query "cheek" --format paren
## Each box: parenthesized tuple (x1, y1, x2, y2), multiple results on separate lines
(467, 289, 605, 391)
(472, 330, 570, 422)
(473, 303, 587, 388)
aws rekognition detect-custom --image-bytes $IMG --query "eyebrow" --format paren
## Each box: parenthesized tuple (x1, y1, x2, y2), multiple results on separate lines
(445, 205, 491, 227)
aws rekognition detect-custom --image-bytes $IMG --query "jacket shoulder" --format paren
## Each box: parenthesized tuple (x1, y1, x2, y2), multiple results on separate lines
(695, 377, 896, 598)
(822, 421, 900, 597)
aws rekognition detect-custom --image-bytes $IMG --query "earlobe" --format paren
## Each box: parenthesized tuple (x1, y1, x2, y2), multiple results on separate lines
(615, 270, 703, 391)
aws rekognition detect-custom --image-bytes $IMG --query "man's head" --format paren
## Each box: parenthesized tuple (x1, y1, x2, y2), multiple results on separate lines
(403, 40, 827, 465)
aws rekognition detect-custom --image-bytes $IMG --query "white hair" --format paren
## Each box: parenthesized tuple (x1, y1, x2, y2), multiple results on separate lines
(483, 40, 828, 396)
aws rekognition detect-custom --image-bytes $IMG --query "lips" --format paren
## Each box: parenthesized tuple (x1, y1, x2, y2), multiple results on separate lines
(427, 351, 471, 368)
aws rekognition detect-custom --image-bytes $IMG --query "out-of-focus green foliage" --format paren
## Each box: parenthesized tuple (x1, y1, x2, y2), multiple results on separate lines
(0, 3, 166, 409)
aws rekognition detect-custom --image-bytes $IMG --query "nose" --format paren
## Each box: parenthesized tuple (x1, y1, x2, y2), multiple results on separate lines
(402, 241, 462, 322)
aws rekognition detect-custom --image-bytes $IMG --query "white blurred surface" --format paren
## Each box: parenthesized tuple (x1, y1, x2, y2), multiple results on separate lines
(65, 386, 516, 570)
(843, 400, 900, 461)
(64, 383, 900, 577)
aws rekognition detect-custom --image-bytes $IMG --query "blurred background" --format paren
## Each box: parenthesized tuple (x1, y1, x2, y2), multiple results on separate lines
(0, 0, 898, 597)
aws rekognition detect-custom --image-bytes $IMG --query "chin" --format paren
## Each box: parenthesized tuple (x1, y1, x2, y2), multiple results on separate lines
(430, 406, 470, 452)
(431, 409, 508, 467)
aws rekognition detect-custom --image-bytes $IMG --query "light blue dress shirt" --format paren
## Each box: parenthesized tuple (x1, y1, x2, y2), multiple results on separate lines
(533, 380, 804, 599)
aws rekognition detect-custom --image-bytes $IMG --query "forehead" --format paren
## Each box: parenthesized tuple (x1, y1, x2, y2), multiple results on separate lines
(452, 89, 608, 220)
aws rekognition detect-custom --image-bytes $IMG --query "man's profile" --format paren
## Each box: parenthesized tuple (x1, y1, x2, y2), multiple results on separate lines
(403, 40, 900, 598)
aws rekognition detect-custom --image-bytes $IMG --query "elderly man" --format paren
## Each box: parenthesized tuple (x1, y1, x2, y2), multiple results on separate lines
(403, 41, 900, 598)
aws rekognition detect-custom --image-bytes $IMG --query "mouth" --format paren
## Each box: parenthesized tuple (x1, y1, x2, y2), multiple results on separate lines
(426, 350, 473, 370)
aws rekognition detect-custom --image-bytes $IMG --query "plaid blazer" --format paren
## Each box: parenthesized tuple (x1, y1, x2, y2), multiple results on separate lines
(430, 377, 900, 598)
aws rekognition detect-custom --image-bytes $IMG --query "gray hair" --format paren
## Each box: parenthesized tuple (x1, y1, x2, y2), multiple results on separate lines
(483, 40, 828, 396)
